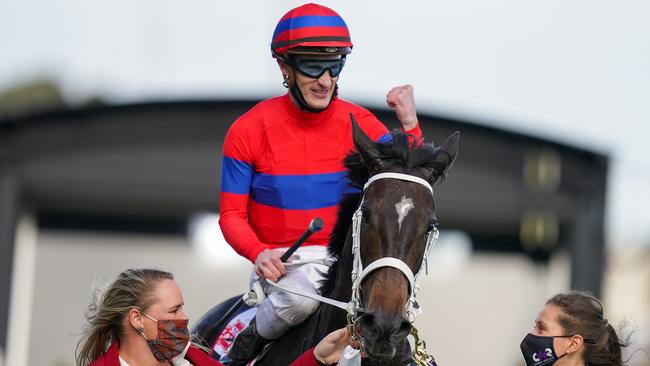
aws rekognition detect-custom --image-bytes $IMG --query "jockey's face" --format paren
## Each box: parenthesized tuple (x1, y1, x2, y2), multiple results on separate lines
(280, 54, 340, 110)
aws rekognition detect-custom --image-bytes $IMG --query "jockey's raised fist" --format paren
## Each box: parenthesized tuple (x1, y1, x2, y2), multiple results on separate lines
(386, 84, 418, 131)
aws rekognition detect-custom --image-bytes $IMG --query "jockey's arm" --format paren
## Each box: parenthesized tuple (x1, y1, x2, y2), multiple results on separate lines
(219, 172, 290, 282)
(219, 116, 271, 262)
(219, 117, 289, 281)
(386, 84, 422, 138)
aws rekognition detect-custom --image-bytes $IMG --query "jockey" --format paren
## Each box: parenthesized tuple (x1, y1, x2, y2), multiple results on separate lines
(219, 3, 422, 364)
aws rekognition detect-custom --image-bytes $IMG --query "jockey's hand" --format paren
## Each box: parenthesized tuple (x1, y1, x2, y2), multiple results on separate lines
(386, 84, 418, 131)
(254, 249, 286, 282)
(314, 328, 350, 365)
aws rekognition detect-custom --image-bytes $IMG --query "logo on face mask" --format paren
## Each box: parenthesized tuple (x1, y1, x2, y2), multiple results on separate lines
(532, 348, 554, 363)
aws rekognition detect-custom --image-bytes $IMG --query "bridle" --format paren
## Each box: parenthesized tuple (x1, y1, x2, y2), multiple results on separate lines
(264, 171, 439, 365)
(346, 173, 438, 340)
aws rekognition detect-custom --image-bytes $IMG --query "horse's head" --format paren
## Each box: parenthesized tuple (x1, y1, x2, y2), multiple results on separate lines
(347, 115, 458, 360)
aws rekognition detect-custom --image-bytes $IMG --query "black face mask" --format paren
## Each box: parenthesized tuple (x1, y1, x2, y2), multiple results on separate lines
(520, 333, 572, 366)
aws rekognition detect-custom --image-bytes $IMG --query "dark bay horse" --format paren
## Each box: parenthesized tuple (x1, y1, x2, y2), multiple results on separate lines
(254, 117, 459, 365)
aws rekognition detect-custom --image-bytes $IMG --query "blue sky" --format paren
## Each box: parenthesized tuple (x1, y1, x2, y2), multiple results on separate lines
(1, 0, 648, 246)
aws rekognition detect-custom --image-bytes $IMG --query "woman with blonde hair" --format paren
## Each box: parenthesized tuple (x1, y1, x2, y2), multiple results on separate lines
(76, 268, 349, 366)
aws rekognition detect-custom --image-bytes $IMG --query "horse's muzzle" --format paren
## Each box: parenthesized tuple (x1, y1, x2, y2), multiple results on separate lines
(357, 310, 412, 360)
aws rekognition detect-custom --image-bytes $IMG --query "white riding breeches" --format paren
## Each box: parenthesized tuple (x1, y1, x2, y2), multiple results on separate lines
(252, 245, 330, 340)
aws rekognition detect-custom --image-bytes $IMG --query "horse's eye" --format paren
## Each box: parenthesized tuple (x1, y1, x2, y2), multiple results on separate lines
(427, 219, 437, 233)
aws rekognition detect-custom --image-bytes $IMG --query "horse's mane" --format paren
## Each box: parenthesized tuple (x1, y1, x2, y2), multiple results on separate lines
(319, 130, 451, 295)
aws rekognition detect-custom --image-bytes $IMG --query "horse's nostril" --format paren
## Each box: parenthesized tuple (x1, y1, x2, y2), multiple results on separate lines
(359, 313, 378, 335)
(400, 320, 411, 333)
(391, 320, 412, 343)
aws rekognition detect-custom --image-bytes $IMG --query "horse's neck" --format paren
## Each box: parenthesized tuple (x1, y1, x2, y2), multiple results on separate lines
(332, 232, 354, 301)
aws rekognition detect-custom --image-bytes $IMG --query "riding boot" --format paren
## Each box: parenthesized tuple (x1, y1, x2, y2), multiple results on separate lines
(224, 318, 269, 366)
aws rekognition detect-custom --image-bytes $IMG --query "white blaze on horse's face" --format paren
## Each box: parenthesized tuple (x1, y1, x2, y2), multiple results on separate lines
(394, 195, 414, 232)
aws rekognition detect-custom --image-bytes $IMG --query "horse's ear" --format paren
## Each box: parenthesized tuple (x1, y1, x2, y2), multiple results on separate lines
(434, 131, 459, 175)
(350, 113, 383, 171)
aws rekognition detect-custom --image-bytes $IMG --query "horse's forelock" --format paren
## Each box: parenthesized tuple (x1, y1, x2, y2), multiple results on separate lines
(343, 152, 368, 188)
(345, 130, 444, 183)
(322, 130, 441, 296)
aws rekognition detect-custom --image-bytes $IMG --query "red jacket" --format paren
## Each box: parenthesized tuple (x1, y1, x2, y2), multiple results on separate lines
(88, 340, 321, 366)
(220, 93, 422, 262)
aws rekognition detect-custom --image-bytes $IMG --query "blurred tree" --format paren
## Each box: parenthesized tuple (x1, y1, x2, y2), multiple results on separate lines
(0, 80, 66, 119)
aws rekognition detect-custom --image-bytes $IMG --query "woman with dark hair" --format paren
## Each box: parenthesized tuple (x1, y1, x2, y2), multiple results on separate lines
(521, 291, 627, 366)
(76, 268, 349, 366)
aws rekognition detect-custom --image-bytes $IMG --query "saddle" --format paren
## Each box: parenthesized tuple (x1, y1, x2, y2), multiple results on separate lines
(192, 294, 257, 362)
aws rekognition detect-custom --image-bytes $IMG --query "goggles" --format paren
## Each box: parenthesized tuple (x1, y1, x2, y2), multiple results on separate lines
(289, 57, 346, 79)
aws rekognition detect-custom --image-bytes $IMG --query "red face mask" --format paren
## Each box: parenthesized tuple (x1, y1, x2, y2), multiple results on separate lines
(140, 313, 190, 361)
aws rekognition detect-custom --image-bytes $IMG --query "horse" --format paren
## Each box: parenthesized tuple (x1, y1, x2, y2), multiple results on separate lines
(194, 116, 459, 365)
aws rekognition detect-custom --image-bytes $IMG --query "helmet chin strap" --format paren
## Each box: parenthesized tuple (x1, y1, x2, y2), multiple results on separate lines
(286, 68, 338, 113)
